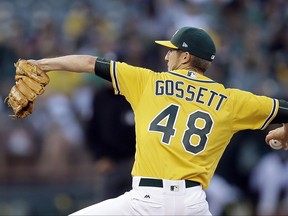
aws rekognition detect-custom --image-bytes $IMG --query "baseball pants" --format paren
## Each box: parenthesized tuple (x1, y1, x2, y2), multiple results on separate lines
(69, 176, 212, 215)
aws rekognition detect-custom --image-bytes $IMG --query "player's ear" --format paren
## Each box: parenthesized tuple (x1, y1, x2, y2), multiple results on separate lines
(181, 52, 192, 64)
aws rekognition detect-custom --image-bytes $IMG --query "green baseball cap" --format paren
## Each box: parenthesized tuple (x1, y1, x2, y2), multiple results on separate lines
(155, 27, 216, 62)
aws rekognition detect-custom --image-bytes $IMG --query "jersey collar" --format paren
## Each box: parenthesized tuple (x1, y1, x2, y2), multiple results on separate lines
(168, 70, 216, 83)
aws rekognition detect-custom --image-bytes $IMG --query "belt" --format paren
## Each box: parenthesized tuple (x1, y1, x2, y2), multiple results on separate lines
(139, 178, 200, 188)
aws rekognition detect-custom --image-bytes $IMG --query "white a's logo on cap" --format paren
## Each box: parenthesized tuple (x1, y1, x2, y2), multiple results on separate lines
(211, 55, 215, 60)
(182, 42, 188, 47)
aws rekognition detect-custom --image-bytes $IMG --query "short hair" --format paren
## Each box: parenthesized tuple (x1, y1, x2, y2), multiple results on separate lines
(190, 55, 211, 73)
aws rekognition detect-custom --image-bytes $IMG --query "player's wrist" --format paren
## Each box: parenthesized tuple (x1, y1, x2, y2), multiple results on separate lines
(37, 59, 53, 72)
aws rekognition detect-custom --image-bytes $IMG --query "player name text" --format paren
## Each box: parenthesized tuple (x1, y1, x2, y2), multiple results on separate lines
(155, 80, 227, 111)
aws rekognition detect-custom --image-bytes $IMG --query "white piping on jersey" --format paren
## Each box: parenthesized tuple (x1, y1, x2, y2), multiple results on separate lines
(260, 99, 278, 130)
(112, 61, 121, 94)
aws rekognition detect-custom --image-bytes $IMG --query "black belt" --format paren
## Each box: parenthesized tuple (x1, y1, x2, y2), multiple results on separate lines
(139, 178, 200, 188)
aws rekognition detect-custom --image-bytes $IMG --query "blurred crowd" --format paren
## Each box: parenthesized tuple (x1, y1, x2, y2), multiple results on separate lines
(0, 0, 287, 215)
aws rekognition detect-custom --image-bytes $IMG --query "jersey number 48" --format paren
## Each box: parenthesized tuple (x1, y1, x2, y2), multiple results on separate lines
(149, 104, 214, 155)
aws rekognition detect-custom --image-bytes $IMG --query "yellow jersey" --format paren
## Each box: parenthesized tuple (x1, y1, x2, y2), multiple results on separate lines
(109, 61, 278, 189)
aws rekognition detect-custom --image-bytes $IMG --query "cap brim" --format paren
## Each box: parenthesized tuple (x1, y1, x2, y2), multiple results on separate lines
(155, 40, 178, 49)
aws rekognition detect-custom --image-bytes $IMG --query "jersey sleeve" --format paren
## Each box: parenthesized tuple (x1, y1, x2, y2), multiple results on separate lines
(228, 88, 279, 132)
(110, 60, 154, 107)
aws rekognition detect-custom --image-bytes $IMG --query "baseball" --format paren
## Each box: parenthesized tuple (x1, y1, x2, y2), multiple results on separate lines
(269, 139, 283, 150)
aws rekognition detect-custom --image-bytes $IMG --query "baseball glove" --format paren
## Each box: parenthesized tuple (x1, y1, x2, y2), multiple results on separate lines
(5, 59, 50, 119)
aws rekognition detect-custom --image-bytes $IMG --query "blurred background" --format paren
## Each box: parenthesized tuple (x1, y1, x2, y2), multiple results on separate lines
(0, 0, 288, 215)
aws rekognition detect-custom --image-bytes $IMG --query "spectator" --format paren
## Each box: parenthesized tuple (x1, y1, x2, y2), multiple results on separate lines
(85, 84, 135, 201)
(250, 151, 288, 216)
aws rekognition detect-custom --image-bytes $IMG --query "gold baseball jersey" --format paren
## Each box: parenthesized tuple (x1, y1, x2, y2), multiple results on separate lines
(109, 61, 278, 189)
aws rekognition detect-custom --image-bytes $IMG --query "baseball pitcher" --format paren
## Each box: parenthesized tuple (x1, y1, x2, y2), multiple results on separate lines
(6, 27, 288, 215)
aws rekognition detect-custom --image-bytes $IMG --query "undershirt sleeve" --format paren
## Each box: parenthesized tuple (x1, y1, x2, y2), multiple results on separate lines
(270, 99, 288, 124)
(94, 57, 111, 82)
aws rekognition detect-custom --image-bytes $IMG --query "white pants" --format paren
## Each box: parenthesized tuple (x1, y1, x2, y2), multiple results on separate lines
(70, 176, 211, 215)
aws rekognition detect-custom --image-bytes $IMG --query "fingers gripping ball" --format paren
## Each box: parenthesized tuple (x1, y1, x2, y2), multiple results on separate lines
(5, 59, 50, 119)
(269, 139, 283, 150)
